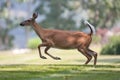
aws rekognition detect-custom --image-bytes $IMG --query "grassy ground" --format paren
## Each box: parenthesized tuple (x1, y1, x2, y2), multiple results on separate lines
(0, 65, 120, 80)
(0, 48, 120, 80)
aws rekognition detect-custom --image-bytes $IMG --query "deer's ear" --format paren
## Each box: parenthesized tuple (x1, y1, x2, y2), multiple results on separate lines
(33, 12, 38, 19)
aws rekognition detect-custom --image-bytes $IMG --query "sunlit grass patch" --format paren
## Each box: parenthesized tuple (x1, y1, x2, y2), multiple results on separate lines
(0, 64, 120, 80)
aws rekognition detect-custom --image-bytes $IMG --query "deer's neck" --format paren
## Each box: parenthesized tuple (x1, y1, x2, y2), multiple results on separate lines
(32, 22, 45, 40)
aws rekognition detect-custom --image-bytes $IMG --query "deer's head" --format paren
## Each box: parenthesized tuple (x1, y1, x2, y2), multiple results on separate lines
(20, 12, 38, 26)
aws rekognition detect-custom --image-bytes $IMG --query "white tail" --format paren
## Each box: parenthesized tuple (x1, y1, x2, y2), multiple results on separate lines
(84, 20, 96, 35)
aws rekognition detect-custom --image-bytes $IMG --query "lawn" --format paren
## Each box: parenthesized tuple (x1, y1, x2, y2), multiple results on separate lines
(0, 65, 120, 80)
(0, 48, 120, 80)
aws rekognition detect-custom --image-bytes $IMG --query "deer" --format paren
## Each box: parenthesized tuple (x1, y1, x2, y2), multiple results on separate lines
(20, 12, 97, 66)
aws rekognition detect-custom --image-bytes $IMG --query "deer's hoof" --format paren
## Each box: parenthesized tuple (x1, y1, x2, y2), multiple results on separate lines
(41, 56, 47, 59)
(54, 57, 61, 60)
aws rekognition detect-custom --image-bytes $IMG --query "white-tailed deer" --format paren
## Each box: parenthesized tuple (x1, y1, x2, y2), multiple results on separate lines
(20, 13, 97, 66)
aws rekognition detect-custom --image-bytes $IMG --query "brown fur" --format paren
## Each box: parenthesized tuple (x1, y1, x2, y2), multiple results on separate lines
(20, 13, 97, 66)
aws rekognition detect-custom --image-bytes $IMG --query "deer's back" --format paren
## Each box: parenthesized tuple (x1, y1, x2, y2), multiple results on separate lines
(43, 29, 91, 49)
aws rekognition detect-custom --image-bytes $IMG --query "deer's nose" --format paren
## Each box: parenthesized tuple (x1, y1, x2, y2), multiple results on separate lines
(20, 23, 24, 26)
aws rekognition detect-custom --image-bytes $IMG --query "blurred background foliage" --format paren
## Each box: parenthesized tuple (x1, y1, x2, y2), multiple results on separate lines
(27, 37, 41, 49)
(101, 36, 120, 55)
(35, 0, 120, 29)
(0, 0, 120, 54)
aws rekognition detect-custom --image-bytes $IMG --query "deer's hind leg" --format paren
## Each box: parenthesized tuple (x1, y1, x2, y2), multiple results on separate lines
(87, 49, 98, 66)
(78, 47, 92, 65)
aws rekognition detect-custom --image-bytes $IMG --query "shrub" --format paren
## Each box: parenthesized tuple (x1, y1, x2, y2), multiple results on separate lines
(27, 37, 42, 49)
(101, 36, 120, 55)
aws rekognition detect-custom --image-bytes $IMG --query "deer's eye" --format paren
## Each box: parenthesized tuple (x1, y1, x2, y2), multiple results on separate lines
(27, 20, 31, 22)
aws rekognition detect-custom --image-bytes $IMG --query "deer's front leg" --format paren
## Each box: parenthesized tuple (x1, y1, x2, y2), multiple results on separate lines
(38, 43, 47, 59)
(45, 47, 61, 60)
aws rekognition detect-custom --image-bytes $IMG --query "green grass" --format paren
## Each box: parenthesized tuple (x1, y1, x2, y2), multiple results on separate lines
(0, 48, 120, 80)
(0, 64, 120, 80)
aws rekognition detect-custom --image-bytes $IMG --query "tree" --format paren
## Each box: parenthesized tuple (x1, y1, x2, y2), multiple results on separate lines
(0, 0, 14, 50)
(82, 0, 120, 28)
(0, 0, 37, 49)
(35, 0, 76, 30)
(36, 0, 120, 29)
